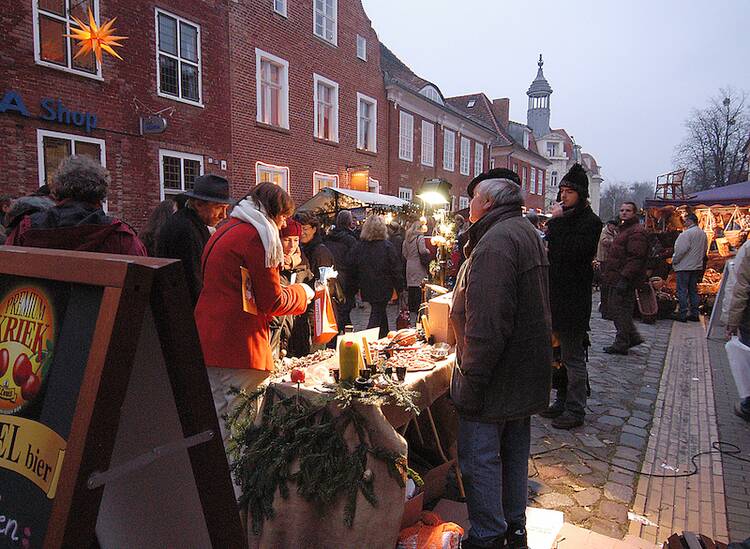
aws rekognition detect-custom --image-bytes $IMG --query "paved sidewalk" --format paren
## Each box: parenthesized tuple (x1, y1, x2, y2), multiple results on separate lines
(629, 320, 728, 544)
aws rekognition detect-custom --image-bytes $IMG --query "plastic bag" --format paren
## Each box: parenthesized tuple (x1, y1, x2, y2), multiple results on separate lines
(397, 511, 463, 549)
(312, 266, 339, 345)
(725, 336, 750, 398)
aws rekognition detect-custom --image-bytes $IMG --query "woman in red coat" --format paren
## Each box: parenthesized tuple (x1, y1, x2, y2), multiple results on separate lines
(195, 183, 313, 463)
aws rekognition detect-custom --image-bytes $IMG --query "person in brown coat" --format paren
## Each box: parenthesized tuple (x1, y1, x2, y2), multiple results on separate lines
(595, 219, 619, 318)
(602, 202, 650, 354)
(450, 176, 551, 549)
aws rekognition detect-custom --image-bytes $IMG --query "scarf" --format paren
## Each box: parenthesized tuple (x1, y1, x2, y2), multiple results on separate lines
(230, 198, 284, 268)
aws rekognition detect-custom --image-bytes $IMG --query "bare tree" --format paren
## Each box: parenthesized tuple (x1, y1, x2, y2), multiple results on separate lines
(675, 88, 750, 191)
(599, 181, 653, 222)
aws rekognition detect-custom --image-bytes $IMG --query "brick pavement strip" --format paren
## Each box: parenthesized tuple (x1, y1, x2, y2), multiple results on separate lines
(629, 321, 730, 544)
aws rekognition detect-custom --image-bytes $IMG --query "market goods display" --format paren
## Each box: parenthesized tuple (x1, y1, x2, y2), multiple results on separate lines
(698, 268, 722, 295)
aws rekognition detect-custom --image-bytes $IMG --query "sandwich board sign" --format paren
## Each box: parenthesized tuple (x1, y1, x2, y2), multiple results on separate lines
(0, 246, 244, 548)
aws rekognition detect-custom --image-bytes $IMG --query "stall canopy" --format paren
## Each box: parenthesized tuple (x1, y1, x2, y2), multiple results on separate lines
(645, 180, 750, 208)
(296, 187, 409, 214)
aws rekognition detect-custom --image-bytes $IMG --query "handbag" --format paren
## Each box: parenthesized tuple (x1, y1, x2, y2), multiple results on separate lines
(725, 336, 750, 398)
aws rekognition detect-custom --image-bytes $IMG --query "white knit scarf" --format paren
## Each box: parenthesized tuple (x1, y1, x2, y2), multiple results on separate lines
(230, 198, 284, 268)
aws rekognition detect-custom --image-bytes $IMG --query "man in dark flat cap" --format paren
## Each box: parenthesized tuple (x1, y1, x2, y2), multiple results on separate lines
(158, 174, 231, 305)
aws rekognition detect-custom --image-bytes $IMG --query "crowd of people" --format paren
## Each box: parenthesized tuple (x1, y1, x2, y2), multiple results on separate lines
(6, 153, 741, 549)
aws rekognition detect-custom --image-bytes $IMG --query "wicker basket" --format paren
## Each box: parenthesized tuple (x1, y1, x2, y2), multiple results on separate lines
(724, 229, 743, 248)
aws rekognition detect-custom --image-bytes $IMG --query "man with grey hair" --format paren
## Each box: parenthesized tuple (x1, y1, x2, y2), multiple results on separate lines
(450, 174, 552, 549)
(6, 155, 146, 255)
(671, 212, 707, 322)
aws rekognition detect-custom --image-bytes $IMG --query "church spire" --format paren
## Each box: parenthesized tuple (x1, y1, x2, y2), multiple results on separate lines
(527, 54, 553, 138)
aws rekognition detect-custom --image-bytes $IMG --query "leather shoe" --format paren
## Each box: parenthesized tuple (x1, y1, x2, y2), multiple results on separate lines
(735, 403, 750, 422)
(552, 413, 584, 430)
(670, 314, 687, 322)
(687, 315, 700, 322)
(505, 525, 528, 549)
(603, 345, 628, 355)
(539, 399, 565, 418)
(628, 337, 645, 348)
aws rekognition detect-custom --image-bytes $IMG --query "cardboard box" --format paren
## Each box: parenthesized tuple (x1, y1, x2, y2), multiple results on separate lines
(428, 292, 455, 345)
(400, 490, 424, 529)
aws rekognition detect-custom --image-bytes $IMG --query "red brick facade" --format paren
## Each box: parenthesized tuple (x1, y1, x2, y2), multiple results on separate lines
(0, 0, 232, 229)
(228, 0, 388, 206)
(491, 152, 547, 211)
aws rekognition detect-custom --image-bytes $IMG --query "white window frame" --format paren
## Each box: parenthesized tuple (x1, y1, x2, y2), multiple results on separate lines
(157, 149, 204, 200)
(255, 48, 290, 129)
(531, 167, 537, 194)
(398, 187, 413, 201)
(356, 92, 377, 152)
(551, 171, 558, 188)
(460, 137, 471, 176)
(37, 129, 107, 187)
(256, 161, 290, 192)
(356, 34, 367, 61)
(474, 143, 483, 177)
(155, 8, 203, 107)
(32, 0, 103, 80)
(313, 0, 337, 45)
(273, 0, 287, 17)
(421, 120, 434, 167)
(313, 171, 338, 194)
(443, 128, 455, 172)
(538, 169, 544, 195)
(522, 166, 527, 190)
(459, 196, 469, 210)
(451, 195, 457, 211)
(399, 111, 414, 161)
(313, 74, 339, 142)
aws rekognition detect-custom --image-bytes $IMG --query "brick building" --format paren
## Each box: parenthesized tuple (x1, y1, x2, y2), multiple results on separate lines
(380, 45, 495, 211)
(444, 93, 549, 211)
(228, 0, 388, 206)
(0, 0, 232, 229)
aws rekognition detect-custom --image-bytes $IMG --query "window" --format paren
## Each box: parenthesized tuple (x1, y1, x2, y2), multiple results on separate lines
(399, 111, 414, 161)
(512, 163, 518, 174)
(37, 129, 106, 188)
(530, 167, 536, 194)
(538, 170, 544, 195)
(547, 142, 558, 157)
(398, 187, 413, 201)
(158, 149, 203, 200)
(357, 93, 377, 152)
(314, 0, 337, 44)
(313, 74, 338, 142)
(451, 195, 457, 211)
(156, 9, 202, 104)
(474, 143, 483, 177)
(418, 86, 443, 105)
(551, 171, 558, 187)
(368, 177, 380, 194)
(421, 121, 434, 167)
(460, 137, 471, 175)
(466, 100, 476, 108)
(443, 129, 455, 171)
(490, 158, 495, 169)
(356, 34, 367, 61)
(256, 49, 289, 129)
(256, 161, 289, 191)
(33, 0, 100, 78)
(273, 0, 287, 16)
(521, 166, 527, 190)
(313, 171, 338, 193)
(459, 196, 470, 210)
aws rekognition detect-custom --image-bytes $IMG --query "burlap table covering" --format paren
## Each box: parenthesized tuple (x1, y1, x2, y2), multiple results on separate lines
(248, 356, 455, 548)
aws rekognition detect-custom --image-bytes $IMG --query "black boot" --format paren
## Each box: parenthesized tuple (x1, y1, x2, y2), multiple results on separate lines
(539, 398, 565, 418)
(505, 524, 528, 549)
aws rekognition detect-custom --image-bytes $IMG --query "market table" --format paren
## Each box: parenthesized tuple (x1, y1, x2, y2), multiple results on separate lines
(247, 355, 456, 549)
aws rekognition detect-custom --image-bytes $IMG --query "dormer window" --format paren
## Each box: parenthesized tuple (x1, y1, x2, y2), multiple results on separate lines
(467, 100, 476, 108)
(523, 131, 530, 149)
(419, 85, 443, 105)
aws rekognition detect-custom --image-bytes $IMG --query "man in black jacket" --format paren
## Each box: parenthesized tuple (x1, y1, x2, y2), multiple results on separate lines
(541, 163, 603, 430)
(157, 175, 231, 305)
(325, 210, 359, 327)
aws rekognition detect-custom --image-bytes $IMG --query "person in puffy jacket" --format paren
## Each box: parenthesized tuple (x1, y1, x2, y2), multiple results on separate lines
(349, 215, 403, 337)
(6, 155, 146, 256)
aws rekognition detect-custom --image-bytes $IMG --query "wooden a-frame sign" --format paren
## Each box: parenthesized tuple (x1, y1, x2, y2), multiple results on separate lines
(0, 246, 244, 548)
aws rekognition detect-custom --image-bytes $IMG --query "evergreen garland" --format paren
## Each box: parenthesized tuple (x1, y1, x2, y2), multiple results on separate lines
(224, 383, 415, 534)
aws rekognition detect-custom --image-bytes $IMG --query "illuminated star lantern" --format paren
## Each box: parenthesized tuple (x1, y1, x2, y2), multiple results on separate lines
(66, 8, 127, 63)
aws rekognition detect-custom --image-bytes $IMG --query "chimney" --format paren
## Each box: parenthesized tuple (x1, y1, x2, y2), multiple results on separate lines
(491, 98, 510, 129)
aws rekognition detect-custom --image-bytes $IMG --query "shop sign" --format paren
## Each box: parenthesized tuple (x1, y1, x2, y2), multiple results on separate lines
(0, 89, 97, 134)
(139, 115, 167, 135)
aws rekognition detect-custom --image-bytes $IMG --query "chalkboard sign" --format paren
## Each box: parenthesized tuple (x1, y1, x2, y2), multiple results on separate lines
(0, 247, 244, 548)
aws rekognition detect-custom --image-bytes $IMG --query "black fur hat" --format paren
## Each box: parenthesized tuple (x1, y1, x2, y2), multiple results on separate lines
(559, 163, 589, 200)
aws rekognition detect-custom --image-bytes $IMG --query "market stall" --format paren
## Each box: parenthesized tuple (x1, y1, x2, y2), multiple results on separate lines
(644, 181, 750, 314)
(227, 327, 460, 549)
(296, 187, 413, 221)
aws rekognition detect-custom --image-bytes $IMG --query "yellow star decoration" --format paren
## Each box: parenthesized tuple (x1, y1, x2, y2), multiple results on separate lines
(66, 8, 127, 64)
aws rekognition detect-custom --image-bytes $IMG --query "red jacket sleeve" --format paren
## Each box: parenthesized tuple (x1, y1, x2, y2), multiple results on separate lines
(247, 245, 308, 317)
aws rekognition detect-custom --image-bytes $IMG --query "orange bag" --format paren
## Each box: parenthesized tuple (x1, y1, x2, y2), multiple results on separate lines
(397, 511, 464, 549)
(312, 281, 338, 345)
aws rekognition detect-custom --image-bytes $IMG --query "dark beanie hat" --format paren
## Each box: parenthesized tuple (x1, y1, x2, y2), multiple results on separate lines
(280, 219, 302, 238)
(467, 168, 521, 198)
(559, 163, 589, 200)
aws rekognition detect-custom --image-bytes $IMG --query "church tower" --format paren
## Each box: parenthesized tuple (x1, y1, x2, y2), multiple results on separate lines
(526, 54, 553, 138)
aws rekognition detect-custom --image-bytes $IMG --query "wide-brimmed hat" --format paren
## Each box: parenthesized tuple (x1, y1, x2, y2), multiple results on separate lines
(184, 174, 231, 204)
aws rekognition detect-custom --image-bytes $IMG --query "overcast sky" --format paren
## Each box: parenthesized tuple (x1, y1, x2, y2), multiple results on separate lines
(361, 0, 750, 186)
